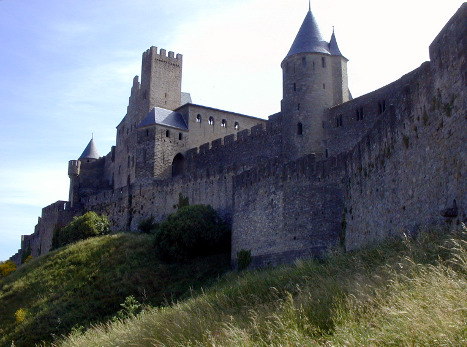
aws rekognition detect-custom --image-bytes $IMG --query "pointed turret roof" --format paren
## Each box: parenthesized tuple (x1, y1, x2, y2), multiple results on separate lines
(329, 28, 346, 58)
(79, 138, 100, 160)
(286, 9, 330, 58)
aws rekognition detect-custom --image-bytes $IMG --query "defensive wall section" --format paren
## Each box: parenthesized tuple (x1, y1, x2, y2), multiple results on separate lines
(343, 5, 466, 250)
(231, 154, 346, 267)
(10, 201, 79, 265)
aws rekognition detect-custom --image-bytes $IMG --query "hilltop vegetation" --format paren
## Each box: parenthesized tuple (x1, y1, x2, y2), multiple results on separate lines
(55, 225, 467, 347)
(0, 233, 230, 347)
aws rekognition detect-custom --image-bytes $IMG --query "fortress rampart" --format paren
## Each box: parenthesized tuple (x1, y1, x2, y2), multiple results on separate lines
(10, 4, 466, 268)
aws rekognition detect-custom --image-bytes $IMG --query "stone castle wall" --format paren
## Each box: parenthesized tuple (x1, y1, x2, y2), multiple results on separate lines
(10, 4, 466, 269)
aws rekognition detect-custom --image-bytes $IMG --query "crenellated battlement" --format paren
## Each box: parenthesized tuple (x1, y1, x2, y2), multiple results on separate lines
(142, 46, 183, 67)
(68, 160, 81, 177)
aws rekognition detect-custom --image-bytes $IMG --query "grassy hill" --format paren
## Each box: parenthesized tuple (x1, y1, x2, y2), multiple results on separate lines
(0, 233, 230, 347)
(1, 226, 466, 347)
(54, 225, 467, 347)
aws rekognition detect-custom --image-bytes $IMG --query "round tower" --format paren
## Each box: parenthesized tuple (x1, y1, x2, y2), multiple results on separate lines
(281, 8, 349, 159)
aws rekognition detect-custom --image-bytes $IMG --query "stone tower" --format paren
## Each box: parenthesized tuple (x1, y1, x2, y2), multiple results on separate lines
(281, 7, 349, 159)
(68, 138, 100, 208)
(140, 46, 183, 113)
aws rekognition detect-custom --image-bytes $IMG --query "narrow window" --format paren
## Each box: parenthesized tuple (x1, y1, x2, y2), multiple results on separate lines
(196, 114, 201, 123)
(339, 114, 343, 127)
(297, 103, 300, 111)
(302, 57, 306, 67)
(146, 129, 149, 136)
(378, 100, 386, 114)
(221, 119, 227, 128)
(179, 133, 183, 140)
(356, 107, 364, 120)
(208, 117, 214, 125)
(322, 57, 326, 68)
(166, 130, 170, 137)
(323, 83, 326, 89)
(293, 83, 296, 91)
(234, 122, 239, 130)
(325, 148, 329, 158)
(127, 156, 130, 168)
(297, 122, 303, 135)
(313, 61, 315, 71)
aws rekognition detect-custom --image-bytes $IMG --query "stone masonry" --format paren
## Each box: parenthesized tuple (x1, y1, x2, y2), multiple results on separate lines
(11, 4, 466, 268)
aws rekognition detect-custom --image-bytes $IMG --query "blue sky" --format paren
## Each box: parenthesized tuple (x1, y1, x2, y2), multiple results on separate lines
(0, 0, 463, 260)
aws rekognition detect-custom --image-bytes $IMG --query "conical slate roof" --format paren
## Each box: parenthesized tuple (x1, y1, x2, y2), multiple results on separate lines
(79, 138, 100, 160)
(329, 29, 345, 57)
(286, 9, 330, 58)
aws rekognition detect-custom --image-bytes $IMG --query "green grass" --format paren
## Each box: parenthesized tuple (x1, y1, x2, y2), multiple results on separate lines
(0, 233, 230, 347)
(54, 225, 467, 346)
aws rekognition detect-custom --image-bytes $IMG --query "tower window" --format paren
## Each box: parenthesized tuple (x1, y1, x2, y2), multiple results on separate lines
(221, 119, 227, 127)
(302, 57, 306, 67)
(378, 100, 386, 114)
(196, 114, 201, 123)
(293, 83, 296, 91)
(179, 133, 183, 140)
(146, 129, 149, 136)
(356, 107, 364, 121)
(166, 130, 170, 137)
(208, 116, 214, 125)
(297, 122, 303, 135)
(336, 114, 343, 127)
(323, 83, 326, 89)
(297, 103, 300, 111)
(322, 57, 326, 68)
(234, 122, 239, 130)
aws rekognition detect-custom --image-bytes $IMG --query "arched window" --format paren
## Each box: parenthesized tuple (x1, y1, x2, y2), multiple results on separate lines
(221, 119, 227, 127)
(196, 114, 201, 123)
(172, 153, 185, 177)
(297, 122, 303, 135)
(234, 122, 239, 130)
(166, 130, 170, 137)
(208, 117, 214, 125)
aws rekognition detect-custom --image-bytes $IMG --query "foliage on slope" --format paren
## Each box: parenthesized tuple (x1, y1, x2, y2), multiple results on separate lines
(56, 225, 467, 347)
(0, 233, 230, 347)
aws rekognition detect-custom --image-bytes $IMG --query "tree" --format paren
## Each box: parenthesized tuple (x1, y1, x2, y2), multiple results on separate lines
(52, 211, 110, 249)
(0, 260, 17, 279)
(155, 205, 230, 261)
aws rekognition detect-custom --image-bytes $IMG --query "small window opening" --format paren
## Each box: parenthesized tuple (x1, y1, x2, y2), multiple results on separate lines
(196, 114, 201, 123)
(356, 107, 364, 121)
(378, 100, 386, 114)
(302, 57, 306, 67)
(322, 57, 326, 68)
(313, 61, 315, 71)
(179, 133, 183, 140)
(221, 119, 227, 128)
(293, 83, 296, 91)
(336, 114, 343, 127)
(323, 83, 326, 89)
(208, 117, 214, 125)
(325, 148, 329, 158)
(234, 122, 239, 130)
(297, 103, 300, 111)
(146, 129, 149, 136)
(297, 122, 303, 135)
(166, 130, 170, 137)
(127, 155, 130, 168)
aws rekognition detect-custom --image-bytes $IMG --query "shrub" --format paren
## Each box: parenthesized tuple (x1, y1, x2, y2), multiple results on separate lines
(237, 249, 252, 271)
(52, 211, 110, 249)
(0, 260, 17, 279)
(137, 216, 158, 234)
(155, 205, 230, 261)
(21, 246, 31, 264)
(14, 308, 27, 324)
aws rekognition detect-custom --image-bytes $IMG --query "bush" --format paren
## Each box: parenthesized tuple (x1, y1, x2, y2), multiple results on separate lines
(52, 211, 110, 249)
(155, 205, 230, 261)
(0, 260, 16, 279)
(137, 216, 158, 234)
(237, 249, 252, 271)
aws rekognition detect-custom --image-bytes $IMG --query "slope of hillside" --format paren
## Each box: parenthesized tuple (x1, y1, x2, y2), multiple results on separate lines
(56, 226, 467, 346)
(0, 233, 230, 347)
